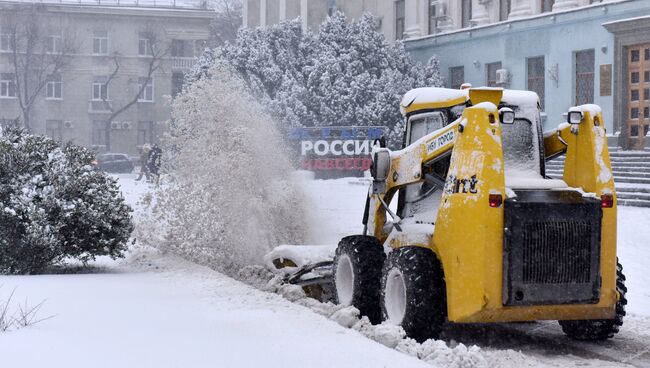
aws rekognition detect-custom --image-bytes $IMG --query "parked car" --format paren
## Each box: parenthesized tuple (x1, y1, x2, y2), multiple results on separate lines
(95, 153, 135, 173)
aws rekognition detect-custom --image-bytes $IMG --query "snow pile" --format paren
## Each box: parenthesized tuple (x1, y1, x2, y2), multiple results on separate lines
(136, 64, 306, 276)
(258, 274, 488, 368)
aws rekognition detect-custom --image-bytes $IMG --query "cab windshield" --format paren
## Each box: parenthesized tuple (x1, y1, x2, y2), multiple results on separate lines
(407, 111, 447, 145)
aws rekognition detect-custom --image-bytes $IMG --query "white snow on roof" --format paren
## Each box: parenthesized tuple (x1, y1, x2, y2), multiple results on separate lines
(400, 87, 468, 109)
(2, 0, 210, 10)
(470, 101, 498, 112)
(502, 90, 539, 107)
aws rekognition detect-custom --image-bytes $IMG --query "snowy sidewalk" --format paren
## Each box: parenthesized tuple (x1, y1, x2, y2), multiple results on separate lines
(0, 255, 430, 368)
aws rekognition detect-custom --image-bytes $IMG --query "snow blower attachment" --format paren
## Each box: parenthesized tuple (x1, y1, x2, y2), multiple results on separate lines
(267, 86, 625, 342)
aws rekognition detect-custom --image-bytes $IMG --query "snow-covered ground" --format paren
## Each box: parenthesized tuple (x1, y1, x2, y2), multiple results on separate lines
(1, 174, 650, 367)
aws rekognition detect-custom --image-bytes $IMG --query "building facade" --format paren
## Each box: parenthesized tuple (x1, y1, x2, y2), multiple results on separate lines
(405, 0, 650, 149)
(0, 0, 213, 155)
(244, 0, 650, 149)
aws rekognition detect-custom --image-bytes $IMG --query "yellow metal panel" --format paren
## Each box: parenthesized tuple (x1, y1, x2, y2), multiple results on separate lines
(432, 102, 506, 322)
(561, 108, 618, 317)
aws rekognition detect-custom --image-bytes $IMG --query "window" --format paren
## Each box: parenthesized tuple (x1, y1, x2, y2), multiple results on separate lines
(631, 108, 639, 119)
(575, 49, 595, 105)
(46, 74, 62, 99)
(46, 35, 62, 54)
(93, 31, 108, 55)
(486, 62, 502, 87)
(0, 28, 12, 52)
(645, 88, 649, 100)
(450, 66, 464, 90)
(138, 33, 152, 56)
(46, 120, 63, 142)
(541, 0, 555, 12)
(327, 0, 336, 16)
(137, 121, 154, 146)
(631, 90, 639, 101)
(631, 125, 639, 137)
(645, 71, 650, 83)
(0, 73, 16, 98)
(171, 39, 193, 57)
(527, 56, 545, 110)
(645, 107, 649, 120)
(138, 77, 153, 102)
(428, 1, 437, 35)
(395, 0, 405, 40)
(631, 49, 640, 62)
(461, 0, 472, 28)
(92, 76, 108, 100)
(172, 72, 184, 98)
(631, 72, 639, 84)
(500, 0, 511, 21)
(92, 120, 108, 146)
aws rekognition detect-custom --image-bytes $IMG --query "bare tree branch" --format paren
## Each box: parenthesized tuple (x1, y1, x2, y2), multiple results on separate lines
(100, 23, 170, 150)
(3, 5, 79, 130)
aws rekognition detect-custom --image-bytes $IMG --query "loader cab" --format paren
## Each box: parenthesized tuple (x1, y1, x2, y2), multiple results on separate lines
(499, 90, 546, 179)
(397, 88, 470, 225)
(401, 87, 468, 147)
(395, 87, 548, 227)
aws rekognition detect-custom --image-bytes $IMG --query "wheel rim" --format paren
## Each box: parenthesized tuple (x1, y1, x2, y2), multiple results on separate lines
(335, 254, 354, 306)
(385, 268, 407, 325)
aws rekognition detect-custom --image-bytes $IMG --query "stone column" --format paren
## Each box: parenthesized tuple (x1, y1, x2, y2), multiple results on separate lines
(260, 0, 267, 27)
(280, 0, 287, 21)
(404, 0, 422, 39)
(552, 0, 579, 12)
(509, 0, 533, 19)
(471, 0, 490, 26)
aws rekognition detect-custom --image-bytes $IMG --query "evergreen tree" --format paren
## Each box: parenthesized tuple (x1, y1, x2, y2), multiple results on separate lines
(209, 12, 443, 147)
(0, 129, 133, 274)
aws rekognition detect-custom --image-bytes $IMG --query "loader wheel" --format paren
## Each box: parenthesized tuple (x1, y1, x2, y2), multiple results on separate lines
(559, 260, 627, 341)
(381, 246, 447, 342)
(333, 235, 385, 324)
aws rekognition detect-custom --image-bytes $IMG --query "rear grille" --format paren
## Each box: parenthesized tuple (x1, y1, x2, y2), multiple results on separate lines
(521, 220, 592, 284)
(502, 190, 602, 306)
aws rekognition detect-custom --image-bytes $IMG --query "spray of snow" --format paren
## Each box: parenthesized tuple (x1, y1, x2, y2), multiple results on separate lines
(136, 64, 307, 277)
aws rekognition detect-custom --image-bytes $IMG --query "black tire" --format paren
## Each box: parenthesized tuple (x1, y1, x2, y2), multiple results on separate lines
(559, 259, 627, 341)
(381, 246, 447, 342)
(333, 235, 385, 324)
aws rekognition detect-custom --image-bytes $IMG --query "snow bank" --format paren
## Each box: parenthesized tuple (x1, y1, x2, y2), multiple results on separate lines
(253, 274, 489, 368)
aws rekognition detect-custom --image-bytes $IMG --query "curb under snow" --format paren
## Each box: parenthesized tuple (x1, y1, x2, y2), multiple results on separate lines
(239, 266, 488, 368)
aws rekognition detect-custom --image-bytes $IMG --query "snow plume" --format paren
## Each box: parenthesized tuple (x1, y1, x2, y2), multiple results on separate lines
(137, 64, 306, 276)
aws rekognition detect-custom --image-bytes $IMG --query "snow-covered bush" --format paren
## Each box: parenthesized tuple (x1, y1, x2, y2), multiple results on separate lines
(0, 129, 133, 274)
(191, 12, 443, 148)
(137, 64, 306, 276)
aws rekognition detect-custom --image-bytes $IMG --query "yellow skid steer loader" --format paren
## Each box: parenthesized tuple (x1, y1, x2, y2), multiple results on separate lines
(268, 87, 626, 342)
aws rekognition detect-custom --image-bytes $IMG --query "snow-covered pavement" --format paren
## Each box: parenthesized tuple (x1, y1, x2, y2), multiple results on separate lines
(1, 174, 650, 367)
(0, 254, 432, 368)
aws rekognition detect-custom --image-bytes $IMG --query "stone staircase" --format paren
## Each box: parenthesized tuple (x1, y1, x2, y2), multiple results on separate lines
(546, 148, 650, 208)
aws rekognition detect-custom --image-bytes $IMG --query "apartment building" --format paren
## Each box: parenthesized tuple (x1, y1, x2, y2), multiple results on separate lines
(0, 0, 213, 155)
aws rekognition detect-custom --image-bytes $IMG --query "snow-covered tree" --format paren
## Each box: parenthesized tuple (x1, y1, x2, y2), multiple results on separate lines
(216, 12, 443, 147)
(0, 129, 133, 274)
(137, 64, 306, 276)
